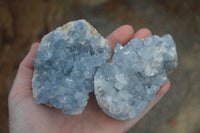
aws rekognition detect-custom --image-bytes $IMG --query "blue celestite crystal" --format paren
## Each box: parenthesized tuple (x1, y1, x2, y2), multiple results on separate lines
(94, 34, 178, 120)
(32, 20, 110, 114)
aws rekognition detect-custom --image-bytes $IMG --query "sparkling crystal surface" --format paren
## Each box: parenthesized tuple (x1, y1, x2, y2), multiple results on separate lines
(32, 20, 110, 114)
(94, 34, 178, 120)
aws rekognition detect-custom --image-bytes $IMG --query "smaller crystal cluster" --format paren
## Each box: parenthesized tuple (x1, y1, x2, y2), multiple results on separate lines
(94, 35, 177, 120)
(32, 20, 110, 114)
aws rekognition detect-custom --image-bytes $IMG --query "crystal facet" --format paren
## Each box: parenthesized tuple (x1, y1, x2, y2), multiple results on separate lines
(94, 34, 177, 120)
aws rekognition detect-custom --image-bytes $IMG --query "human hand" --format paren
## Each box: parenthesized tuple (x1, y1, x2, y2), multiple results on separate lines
(8, 25, 170, 133)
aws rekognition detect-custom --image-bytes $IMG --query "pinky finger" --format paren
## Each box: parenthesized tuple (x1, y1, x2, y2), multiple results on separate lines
(132, 28, 152, 39)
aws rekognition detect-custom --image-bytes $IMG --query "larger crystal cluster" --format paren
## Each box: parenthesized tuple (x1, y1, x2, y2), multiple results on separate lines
(94, 35, 177, 120)
(32, 20, 110, 114)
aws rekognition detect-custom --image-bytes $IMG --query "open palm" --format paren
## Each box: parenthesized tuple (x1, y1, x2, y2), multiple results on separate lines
(8, 25, 170, 133)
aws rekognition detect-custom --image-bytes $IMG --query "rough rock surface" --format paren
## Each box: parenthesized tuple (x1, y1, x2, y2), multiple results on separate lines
(94, 34, 178, 120)
(32, 19, 110, 114)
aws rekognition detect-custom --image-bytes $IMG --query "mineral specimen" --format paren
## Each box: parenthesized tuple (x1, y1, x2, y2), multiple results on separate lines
(94, 34, 177, 120)
(32, 20, 110, 114)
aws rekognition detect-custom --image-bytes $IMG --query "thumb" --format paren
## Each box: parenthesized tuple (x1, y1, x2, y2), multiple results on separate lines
(9, 43, 39, 99)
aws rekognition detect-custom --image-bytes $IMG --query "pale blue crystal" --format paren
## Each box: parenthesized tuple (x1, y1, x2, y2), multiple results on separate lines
(94, 34, 178, 120)
(32, 20, 110, 114)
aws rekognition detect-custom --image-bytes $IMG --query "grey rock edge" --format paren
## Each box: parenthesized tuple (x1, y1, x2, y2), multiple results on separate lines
(94, 35, 178, 120)
(32, 19, 110, 114)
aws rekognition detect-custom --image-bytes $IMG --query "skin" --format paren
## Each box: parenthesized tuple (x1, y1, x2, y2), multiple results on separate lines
(8, 25, 170, 133)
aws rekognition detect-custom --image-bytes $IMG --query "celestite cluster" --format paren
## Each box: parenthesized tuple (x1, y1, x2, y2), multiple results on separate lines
(32, 19, 178, 120)
(32, 20, 110, 114)
(94, 34, 177, 120)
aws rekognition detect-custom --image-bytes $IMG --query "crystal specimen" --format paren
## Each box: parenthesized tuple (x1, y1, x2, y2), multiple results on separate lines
(94, 34, 177, 120)
(32, 20, 110, 114)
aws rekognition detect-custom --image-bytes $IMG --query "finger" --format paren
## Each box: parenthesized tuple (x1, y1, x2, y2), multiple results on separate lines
(122, 82, 170, 131)
(106, 25, 134, 53)
(132, 28, 152, 39)
(20, 42, 39, 70)
(12, 43, 39, 92)
(142, 82, 171, 116)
